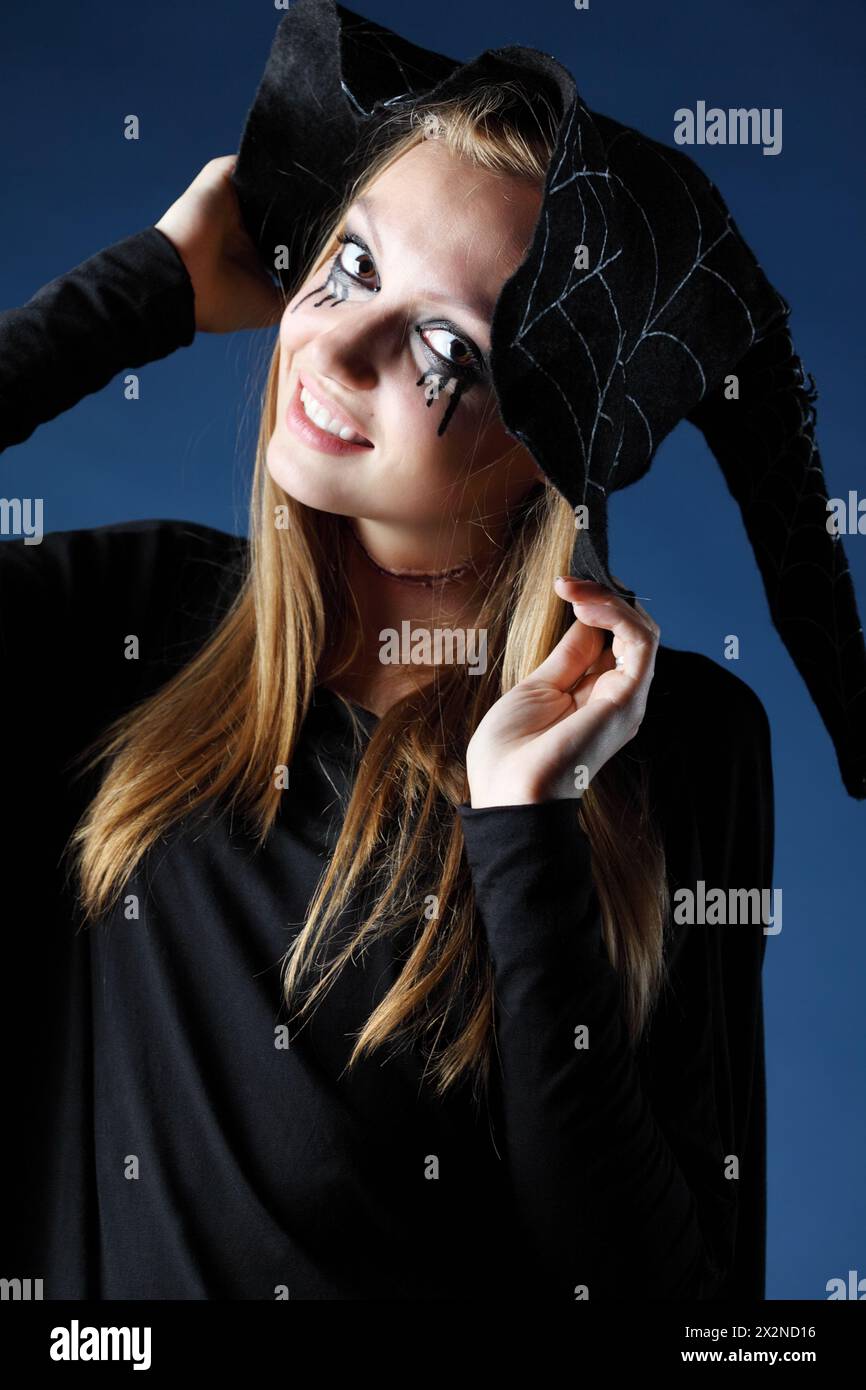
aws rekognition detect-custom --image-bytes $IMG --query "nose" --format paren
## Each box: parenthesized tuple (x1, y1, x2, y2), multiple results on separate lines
(306, 329, 377, 393)
(294, 293, 410, 393)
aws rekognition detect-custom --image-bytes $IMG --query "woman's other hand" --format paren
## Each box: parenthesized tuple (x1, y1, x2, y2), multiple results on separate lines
(465, 578, 660, 807)
(155, 155, 283, 333)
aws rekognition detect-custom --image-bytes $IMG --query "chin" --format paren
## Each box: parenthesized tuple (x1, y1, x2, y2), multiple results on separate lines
(264, 436, 358, 515)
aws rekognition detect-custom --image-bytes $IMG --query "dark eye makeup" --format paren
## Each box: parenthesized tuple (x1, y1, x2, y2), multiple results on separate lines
(332, 232, 488, 384)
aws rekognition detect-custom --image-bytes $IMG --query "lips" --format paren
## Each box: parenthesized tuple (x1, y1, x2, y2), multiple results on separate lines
(297, 373, 372, 445)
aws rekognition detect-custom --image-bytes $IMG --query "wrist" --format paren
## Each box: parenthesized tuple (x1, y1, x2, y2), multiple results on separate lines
(467, 782, 543, 808)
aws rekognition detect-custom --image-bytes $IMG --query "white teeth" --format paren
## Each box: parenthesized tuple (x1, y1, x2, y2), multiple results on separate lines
(300, 386, 368, 443)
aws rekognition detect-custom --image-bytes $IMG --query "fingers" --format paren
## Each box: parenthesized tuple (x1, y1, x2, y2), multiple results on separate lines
(576, 638, 618, 686)
(525, 581, 607, 689)
(633, 596, 660, 638)
(529, 577, 660, 725)
(572, 580, 658, 678)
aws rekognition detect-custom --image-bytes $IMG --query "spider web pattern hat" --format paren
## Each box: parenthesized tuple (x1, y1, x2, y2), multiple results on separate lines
(231, 0, 866, 799)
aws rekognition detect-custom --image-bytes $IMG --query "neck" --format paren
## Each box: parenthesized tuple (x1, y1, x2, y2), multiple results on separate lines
(346, 518, 483, 588)
(318, 518, 502, 711)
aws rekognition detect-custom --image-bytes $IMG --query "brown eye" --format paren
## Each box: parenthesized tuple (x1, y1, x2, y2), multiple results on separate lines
(336, 236, 378, 287)
(420, 327, 478, 373)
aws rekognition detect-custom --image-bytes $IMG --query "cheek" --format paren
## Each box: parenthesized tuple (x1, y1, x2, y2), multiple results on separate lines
(410, 374, 492, 445)
(439, 413, 532, 513)
(394, 394, 513, 510)
(278, 299, 309, 358)
(278, 267, 336, 352)
(374, 371, 468, 459)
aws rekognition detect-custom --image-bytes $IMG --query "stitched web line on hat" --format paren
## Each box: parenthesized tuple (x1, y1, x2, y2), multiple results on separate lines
(502, 99, 864, 782)
(510, 100, 786, 494)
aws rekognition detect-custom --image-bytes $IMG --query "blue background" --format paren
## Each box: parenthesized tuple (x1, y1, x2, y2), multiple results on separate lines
(2, 0, 864, 1299)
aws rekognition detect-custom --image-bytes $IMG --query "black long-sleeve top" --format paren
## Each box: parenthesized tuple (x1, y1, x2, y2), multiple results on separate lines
(0, 228, 773, 1300)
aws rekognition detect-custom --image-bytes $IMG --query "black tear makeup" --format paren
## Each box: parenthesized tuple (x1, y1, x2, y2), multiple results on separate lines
(289, 270, 351, 310)
(415, 368, 465, 436)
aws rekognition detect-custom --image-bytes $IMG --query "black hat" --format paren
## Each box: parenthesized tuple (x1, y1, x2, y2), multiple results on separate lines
(231, 0, 866, 800)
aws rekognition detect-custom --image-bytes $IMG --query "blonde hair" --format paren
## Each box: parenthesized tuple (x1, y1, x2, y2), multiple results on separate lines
(64, 79, 670, 1106)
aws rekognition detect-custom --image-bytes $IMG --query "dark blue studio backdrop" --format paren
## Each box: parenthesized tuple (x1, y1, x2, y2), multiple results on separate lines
(2, 0, 864, 1300)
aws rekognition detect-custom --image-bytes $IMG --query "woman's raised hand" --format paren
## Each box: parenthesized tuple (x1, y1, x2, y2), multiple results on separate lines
(465, 578, 660, 807)
(155, 155, 284, 333)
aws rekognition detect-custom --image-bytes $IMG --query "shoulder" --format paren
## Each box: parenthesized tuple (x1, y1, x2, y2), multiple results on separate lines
(0, 519, 249, 758)
(0, 516, 245, 591)
(646, 643, 771, 756)
(0, 517, 248, 661)
(632, 643, 774, 828)
(635, 648, 775, 961)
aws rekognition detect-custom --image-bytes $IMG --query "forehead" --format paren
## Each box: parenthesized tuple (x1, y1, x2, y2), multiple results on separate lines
(354, 139, 543, 308)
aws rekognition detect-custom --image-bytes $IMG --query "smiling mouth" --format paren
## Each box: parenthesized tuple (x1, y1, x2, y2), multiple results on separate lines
(298, 380, 372, 445)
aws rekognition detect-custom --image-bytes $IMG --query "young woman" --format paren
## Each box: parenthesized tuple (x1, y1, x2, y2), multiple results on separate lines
(0, 81, 771, 1300)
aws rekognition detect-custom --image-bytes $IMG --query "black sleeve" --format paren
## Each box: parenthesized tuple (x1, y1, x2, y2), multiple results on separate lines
(457, 667, 773, 1300)
(0, 225, 195, 452)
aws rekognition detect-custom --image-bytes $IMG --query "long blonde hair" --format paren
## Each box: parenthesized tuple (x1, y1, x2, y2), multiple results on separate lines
(64, 79, 670, 1106)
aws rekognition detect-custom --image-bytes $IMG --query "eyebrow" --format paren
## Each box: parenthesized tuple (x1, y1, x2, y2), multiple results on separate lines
(352, 195, 496, 326)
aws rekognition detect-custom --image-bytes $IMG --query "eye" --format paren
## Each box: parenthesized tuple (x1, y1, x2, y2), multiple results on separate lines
(419, 326, 481, 375)
(334, 233, 379, 289)
(332, 228, 486, 379)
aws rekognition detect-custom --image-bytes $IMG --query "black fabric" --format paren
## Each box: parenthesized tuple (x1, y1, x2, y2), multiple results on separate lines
(0, 226, 195, 451)
(230, 0, 866, 800)
(0, 225, 772, 1299)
